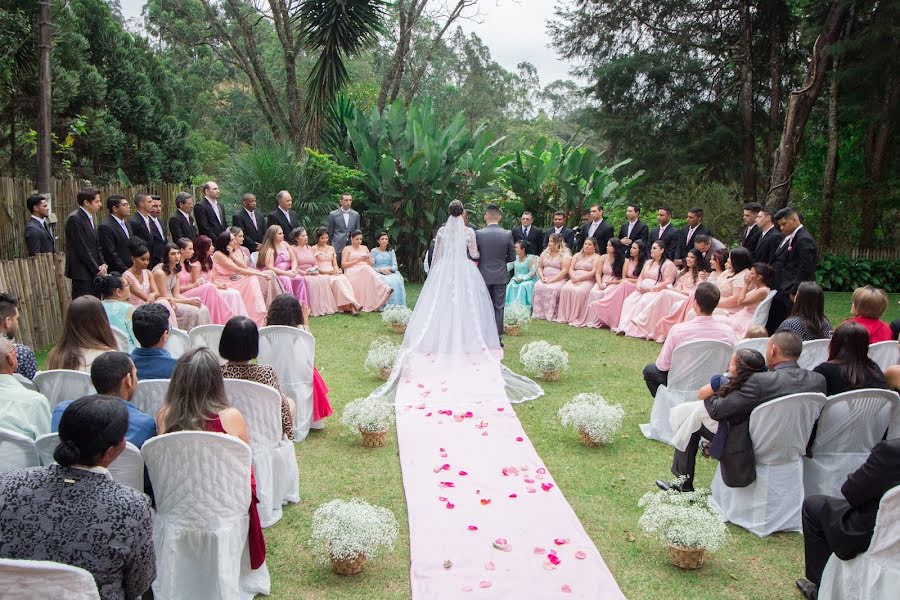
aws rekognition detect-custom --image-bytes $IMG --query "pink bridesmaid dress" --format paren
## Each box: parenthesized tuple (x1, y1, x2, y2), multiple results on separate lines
(211, 255, 268, 325)
(591, 262, 639, 328)
(532, 255, 569, 321)
(123, 269, 177, 328)
(237, 247, 282, 307)
(619, 261, 678, 337)
(342, 246, 391, 312)
(177, 268, 247, 325)
(291, 246, 337, 316)
(629, 271, 699, 339)
(314, 246, 360, 310)
(574, 260, 619, 327)
(272, 249, 310, 308)
(555, 256, 598, 324)
(715, 286, 769, 338)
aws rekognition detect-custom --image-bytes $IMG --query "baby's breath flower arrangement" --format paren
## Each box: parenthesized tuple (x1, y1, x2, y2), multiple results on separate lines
(310, 498, 399, 575)
(519, 340, 569, 381)
(503, 304, 531, 335)
(382, 305, 412, 333)
(558, 393, 624, 446)
(341, 396, 395, 447)
(364, 337, 400, 380)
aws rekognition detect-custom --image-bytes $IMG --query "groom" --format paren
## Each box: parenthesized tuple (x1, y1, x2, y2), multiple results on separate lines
(476, 203, 515, 341)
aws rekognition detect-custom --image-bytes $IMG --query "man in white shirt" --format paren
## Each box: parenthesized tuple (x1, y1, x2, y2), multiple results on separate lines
(327, 192, 360, 265)
(578, 204, 614, 252)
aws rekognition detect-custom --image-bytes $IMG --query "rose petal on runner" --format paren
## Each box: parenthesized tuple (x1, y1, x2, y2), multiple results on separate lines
(458, 471, 468, 476)
(484, 561, 495, 571)
(467, 525, 478, 531)
(533, 546, 545, 554)
(479, 581, 492, 589)
(446, 501, 455, 509)
(561, 584, 572, 593)
(548, 554, 561, 565)
(508, 493, 517, 498)
(553, 538, 570, 545)
(542, 483, 555, 492)
(515, 437, 524, 442)
(480, 499, 491, 505)
(575, 550, 587, 560)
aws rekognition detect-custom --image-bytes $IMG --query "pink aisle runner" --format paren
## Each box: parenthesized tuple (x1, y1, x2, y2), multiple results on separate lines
(395, 353, 625, 599)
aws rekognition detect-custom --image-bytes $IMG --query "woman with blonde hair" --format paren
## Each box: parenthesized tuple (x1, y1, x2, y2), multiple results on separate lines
(555, 237, 600, 324)
(229, 226, 283, 306)
(47, 296, 117, 372)
(257, 225, 310, 313)
(531, 233, 572, 320)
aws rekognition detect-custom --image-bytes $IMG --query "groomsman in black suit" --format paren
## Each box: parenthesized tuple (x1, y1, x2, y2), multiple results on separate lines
(266, 190, 299, 235)
(64, 188, 107, 298)
(577, 205, 614, 252)
(754, 206, 783, 265)
(511, 211, 544, 255)
(233, 192, 265, 251)
(168, 192, 197, 242)
(618, 203, 650, 249)
(24, 194, 55, 256)
(766, 207, 818, 333)
(98, 194, 133, 274)
(675, 207, 712, 267)
(740, 202, 763, 259)
(148, 197, 169, 259)
(194, 181, 227, 239)
(649, 206, 679, 260)
(128, 194, 165, 268)
(544, 211, 575, 250)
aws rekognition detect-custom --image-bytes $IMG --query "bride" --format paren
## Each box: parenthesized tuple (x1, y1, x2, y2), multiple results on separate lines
(369, 200, 542, 404)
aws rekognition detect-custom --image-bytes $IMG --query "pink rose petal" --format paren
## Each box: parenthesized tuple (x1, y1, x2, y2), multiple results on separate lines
(440, 453, 448, 458)
(533, 546, 546, 554)
(485, 560, 495, 571)
(432, 467, 441, 473)
(542, 483, 555, 492)
(439, 481, 455, 488)
(515, 436, 524, 442)
(458, 470, 468, 476)
(575, 550, 587, 560)
(441, 464, 450, 471)
(438, 496, 447, 501)
(461, 585, 472, 592)
(561, 584, 572, 593)
(548, 553, 561, 565)
(524, 478, 535, 484)
(417, 383, 425, 388)
(508, 493, 517, 498)
(446, 502, 455, 509)
(439, 448, 445, 452)
(467, 525, 478, 531)
(543, 562, 556, 570)
(537, 467, 546, 474)
(553, 538, 570, 546)
(479, 581, 492, 589)
(425, 412, 432, 417)
(481, 432, 488, 436)
(464, 411, 473, 418)
(497, 407, 504, 411)
(526, 487, 536, 493)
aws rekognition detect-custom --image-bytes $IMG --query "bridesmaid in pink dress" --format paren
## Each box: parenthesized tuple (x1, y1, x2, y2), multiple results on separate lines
(591, 240, 645, 328)
(631, 248, 702, 340)
(531, 233, 572, 321)
(152, 244, 211, 330)
(712, 247, 753, 315)
(229, 226, 283, 307)
(716, 263, 773, 338)
(209, 230, 271, 325)
(175, 237, 248, 324)
(287, 227, 338, 317)
(257, 225, 311, 315)
(651, 248, 726, 342)
(122, 243, 177, 328)
(341, 231, 392, 313)
(312, 227, 361, 314)
(556, 237, 600, 324)
(575, 239, 624, 327)
(618, 241, 678, 337)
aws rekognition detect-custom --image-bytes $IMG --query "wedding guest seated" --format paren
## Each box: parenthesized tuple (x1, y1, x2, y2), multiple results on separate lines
(656, 331, 826, 492)
(617, 240, 677, 336)
(372, 232, 407, 307)
(707, 248, 729, 290)
(264, 294, 333, 424)
(715, 263, 773, 338)
(714, 247, 753, 312)
(229, 226, 282, 307)
(887, 361, 900, 391)
(152, 243, 211, 331)
(642, 282, 738, 397)
(130, 303, 177, 380)
(0, 335, 50, 439)
(341, 230, 392, 312)
(796, 439, 900, 599)
(845, 285, 892, 343)
(651, 248, 726, 342)
(777, 281, 832, 340)
(556, 237, 600, 324)
(287, 227, 338, 317)
(813, 322, 887, 396)
(52, 351, 156, 448)
(0, 395, 156, 600)
(156, 347, 266, 571)
(176, 237, 247, 324)
(219, 316, 296, 440)
(531, 233, 572, 320)
(47, 296, 118, 372)
(0, 292, 38, 379)
(506, 240, 538, 311)
(591, 240, 644, 328)
(123, 240, 177, 328)
(575, 238, 624, 327)
(312, 227, 361, 315)
(97, 273, 137, 350)
(210, 229, 269, 325)
(631, 248, 703, 340)
(745, 325, 770, 339)
(257, 225, 310, 313)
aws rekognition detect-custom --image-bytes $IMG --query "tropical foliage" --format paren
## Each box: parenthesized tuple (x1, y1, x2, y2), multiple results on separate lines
(815, 256, 900, 293)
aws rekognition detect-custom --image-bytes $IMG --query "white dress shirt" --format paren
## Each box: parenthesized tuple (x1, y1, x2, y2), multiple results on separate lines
(113, 215, 130, 238)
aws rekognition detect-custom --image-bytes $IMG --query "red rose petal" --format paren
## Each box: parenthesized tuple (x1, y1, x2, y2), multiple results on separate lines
(441, 464, 450, 471)
(548, 554, 561, 565)
(440, 481, 455, 488)
(553, 538, 570, 545)
(497, 407, 504, 411)
(467, 525, 478, 531)
(575, 550, 587, 560)
(446, 502, 455, 509)
(541, 483, 554, 492)
(480, 499, 491, 505)
(464, 411, 473, 418)
(425, 412, 432, 416)
(508, 493, 517, 498)
(515, 436, 524, 442)
(458, 471, 468, 476)
(439, 448, 445, 452)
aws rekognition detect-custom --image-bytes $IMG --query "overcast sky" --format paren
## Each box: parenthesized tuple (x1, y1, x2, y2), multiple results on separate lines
(117, 0, 576, 85)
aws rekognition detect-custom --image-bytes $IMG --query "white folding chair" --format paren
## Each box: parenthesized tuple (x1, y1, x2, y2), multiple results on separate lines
(803, 389, 898, 498)
(164, 328, 192, 359)
(110, 326, 131, 352)
(640, 339, 733, 444)
(34, 432, 60, 466)
(142, 431, 270, 600)
(868, 340, 899, 372)
(131, 379, 170, 417)
(734, 337, 769, 359)
(249, 251, 259, 266)
(12, 373, 37, 391)
(258, 325, 317, 442)
(225, 379, 300, 527)
(819, 485, 900, 600)
(0, 428, 40, 474)
(798, 339, 831, 370)
(750, 289, 778, 327)
(32, 370, 96, 409)
(711, 392, 827, 536)
(189, 324, 226, 364)
(0, 558, 100, 600)
(108, 442, 145, 493)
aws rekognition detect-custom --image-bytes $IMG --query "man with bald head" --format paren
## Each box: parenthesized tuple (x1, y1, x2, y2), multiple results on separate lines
(194, 181, 227, 239)
(266, 190, 298, 234)
(232, 193, 265, 251)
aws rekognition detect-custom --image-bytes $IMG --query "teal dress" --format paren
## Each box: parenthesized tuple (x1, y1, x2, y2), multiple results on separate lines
(371, 248, 407, 307)
(505, 255, 538, 310)
(102, 299, 137, 351)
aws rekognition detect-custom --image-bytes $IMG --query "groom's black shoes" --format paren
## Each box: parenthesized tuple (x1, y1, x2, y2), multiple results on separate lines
(655, 479, 694, 493)
(795, 578, 818, 600)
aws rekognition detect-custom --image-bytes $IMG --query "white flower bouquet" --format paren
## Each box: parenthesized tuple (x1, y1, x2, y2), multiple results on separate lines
(364, 337, 400, 379)
(310, 498, 399, 575)
(558, 393, 624, 446)
(503, 304, 531, 335)
(341, 396, 395, 448)
(382, 305, 412, 332)
(519, 340, 569, 381)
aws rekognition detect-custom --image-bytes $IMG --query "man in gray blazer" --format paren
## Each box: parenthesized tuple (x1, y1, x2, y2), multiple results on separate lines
(476, 203, 515, 340)
(657, 330, 826, 492)
(326, 192, 360, 265)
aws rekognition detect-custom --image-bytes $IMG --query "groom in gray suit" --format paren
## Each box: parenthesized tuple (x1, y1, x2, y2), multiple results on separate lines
(476, 203, 515, 340)
(326, 192, 360, 265)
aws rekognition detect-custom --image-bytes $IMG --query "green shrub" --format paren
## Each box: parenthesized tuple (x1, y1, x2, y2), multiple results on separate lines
(816, 255, 899, 293)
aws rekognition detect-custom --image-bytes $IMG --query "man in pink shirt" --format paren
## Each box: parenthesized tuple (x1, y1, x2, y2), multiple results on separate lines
(643, 282, 737, 396)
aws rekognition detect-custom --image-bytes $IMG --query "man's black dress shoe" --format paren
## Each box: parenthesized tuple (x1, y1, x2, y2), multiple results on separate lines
(655, 479, 694, 493)
(795, 578, 817, 600)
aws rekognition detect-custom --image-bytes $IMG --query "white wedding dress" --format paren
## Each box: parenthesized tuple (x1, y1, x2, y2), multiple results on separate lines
(369, 214, 543, 404)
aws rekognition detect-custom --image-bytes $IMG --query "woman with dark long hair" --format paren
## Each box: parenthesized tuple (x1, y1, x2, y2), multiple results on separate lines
(372, 231, 407, 307)
(590, 239, 645, 328)
(715, 263, 774, 338)
(152, 243, 211, 330)
(175, 237, 247, 324)
(312, 226, 361, 314)
(287, 226, 338, 316)
(631, 248, 705, 340)
(715, 247, 753, 311)
(122, 240, 177, 328)
(209, 229, 269, 325)
(814, 322, 886, 395)
(96, 273, 137, 350)
(341, 230, 392, 312)
(618, 239, 678, 336)
(47, 296, 117, 372)
(576, 238, 625, 327)
(777, 281, 832, 340)
(556, 237, 602, 324)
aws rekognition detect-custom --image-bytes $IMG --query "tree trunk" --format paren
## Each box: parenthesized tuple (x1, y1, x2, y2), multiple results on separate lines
(738, 0, 756, 202)
(765, 3, 848, 210)
(36, 0, 52, 194)
(766, 1, 785, 183)
(819, 58, 839, 249)
(860, 74, 899, 247)
(404, 0, 473, 106)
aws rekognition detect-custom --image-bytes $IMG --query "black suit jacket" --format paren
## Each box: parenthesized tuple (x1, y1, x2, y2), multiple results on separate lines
(168, 211, 197, 243)
(649, 224, 680, 261)
(64, 208, 101, 281)
(677, 223, 712, 260)
(578, 220, 615, 253)
(24, 218, 55, 256)
(194, 198, 227, 239)
(544, 226, 575, 251)
(741, 224, 761, 259)
(98, 216, 133, 274)
(771, 226, 817, 297)
(129, 214, 166, 268)
(754, 227, 783, 265)
(266, 208, 298, 236)
(617, 219, 650, 247)
(704, 361, 826, 488)
(511, 225, 544, 255)
(233, 209, 266, 251)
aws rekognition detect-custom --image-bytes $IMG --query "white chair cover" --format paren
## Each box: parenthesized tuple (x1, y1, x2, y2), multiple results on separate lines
(249, 251, 259, 266)
(34, 432, 60, 466)
(868, 341, 899, 372)
(33, 370, 96, 409)
(640, 339, 733, 444)
(0, 428, 39, 474)
(734, 337, 769, 358)
(0, 558, 100, 600)
(165, 328, 192, 359)
(189, 324, 226, 364)
(142, 431, 270, 600)
(110, 326, 130, 352)
(12, 373, 37, 391)
(258, 326, 316, 442)
(798, 339, 831, 370)
(108, 442, 145, 493)
(224, 379, 300, 527)
(131, 379, 170, 418)
(750, 289, 778, 327)
(711, 392, 827, 536)
(819, 485, 900, 600)
(803, 389, 899, 498)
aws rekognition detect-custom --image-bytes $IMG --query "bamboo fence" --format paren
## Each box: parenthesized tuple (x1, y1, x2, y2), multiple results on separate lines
(0, 253, 69, 350)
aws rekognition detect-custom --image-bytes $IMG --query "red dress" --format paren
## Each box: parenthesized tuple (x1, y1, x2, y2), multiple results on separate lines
(312, 368, 333, 421)
(845, 316, 893, 344)
(204, 414, 266, 569)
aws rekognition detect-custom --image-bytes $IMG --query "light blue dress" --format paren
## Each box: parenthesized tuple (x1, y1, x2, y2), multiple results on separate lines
(102, 299, 136, 351)
(372, 248, 407, 307)
(506, 255, 538, 309)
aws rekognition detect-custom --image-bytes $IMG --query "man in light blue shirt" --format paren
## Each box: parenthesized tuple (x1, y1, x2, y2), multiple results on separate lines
(130, 303, 177, 381)
(0, 335, 50, 439)
(52, 351, 156, 448)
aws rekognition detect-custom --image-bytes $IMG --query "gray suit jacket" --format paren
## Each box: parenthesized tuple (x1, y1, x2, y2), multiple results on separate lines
(475, 224, 515, 285)
(326, 208, 360, 254)
(704, 361, 826, 487)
